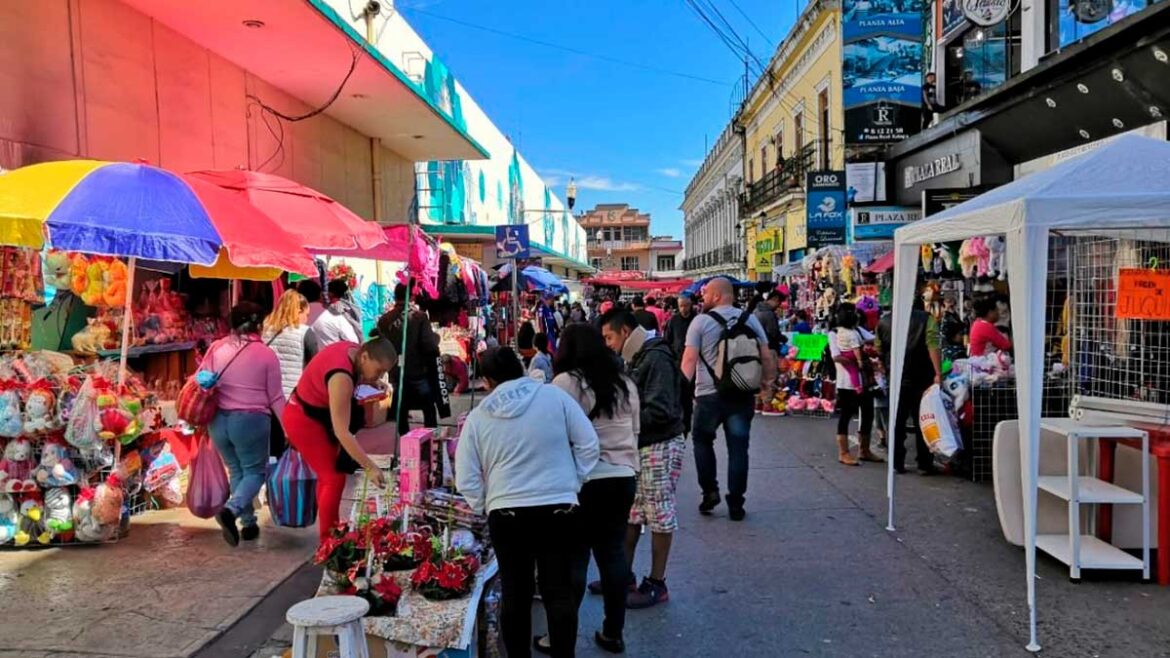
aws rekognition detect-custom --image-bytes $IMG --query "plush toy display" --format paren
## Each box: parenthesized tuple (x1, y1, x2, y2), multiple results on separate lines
(0, 389, 23, 438)
(840, 254, 856, 297)
(92, 475, 123, 526)
(971, 237, 991, 277)
(985, 235, 1006, 279)
(0, 436, 37, 493)
(70, 254, 90, 296)
(959, 239, 978, 278)
(103, 259, 129, 308)
(920, 244, 934, 272)
(0, 493, 16, 544)
(44, 251, 73, 291)
(14, 497, 51, 546)
(80, 259, 107, 306)
(33, 440, 78, 488)
(23, 386, 56, 435)
(71, 318, 112, 354)
(44, 487, 73, 540)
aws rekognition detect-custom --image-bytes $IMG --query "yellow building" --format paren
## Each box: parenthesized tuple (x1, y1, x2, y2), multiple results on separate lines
(734, 0, 843, 278)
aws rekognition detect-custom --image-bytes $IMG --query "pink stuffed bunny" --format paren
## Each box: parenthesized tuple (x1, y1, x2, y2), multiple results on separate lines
(971, 237, 990, 277)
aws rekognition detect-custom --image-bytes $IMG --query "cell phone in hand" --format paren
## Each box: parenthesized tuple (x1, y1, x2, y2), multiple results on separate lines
(354, 384, 387, 404)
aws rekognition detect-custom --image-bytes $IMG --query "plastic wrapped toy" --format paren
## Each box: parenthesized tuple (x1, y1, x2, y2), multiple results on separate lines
(0, 493, 16, 544)
(0, 388, 23, 438)
(23, 385, 56, 435)
(33, 439, 79, 488)
(65, 376, 102, 449)
(73, 487, 116, 543)
(0, 437, 37, 493)
(91, 475, 124, 526)
(15, 497, 51, 546)
(44, 487, 73, 540)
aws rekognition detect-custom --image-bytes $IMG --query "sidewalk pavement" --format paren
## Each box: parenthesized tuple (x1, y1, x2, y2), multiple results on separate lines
(245, 414, 1170, 658)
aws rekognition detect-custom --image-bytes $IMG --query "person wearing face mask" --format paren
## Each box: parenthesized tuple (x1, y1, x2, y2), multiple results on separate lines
(283, 337, 398, 543)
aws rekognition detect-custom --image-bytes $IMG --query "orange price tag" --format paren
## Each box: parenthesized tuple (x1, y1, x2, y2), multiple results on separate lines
(1116, 268, 1170, 320)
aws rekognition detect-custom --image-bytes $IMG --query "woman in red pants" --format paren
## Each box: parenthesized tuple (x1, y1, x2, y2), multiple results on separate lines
(284, 337, 398, 541)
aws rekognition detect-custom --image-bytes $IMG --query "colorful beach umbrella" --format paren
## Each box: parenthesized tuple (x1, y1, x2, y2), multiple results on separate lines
(187, 170, 388, 251)
(0, 160, 315, 275)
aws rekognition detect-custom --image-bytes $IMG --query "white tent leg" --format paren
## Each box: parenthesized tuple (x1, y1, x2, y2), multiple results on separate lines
(886, 242, 921, 532)
(1006, 226, 1048, 654)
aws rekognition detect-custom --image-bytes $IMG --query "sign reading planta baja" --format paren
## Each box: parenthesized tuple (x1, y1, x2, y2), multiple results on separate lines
(962, 0, 1011, 26)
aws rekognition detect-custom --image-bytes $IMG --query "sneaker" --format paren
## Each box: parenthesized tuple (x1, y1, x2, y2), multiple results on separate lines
(241, 525, 260, 541)
(626, 577, 669, 609)
(215, 507, 240, 547)
(729, 507, 746, 522)
(594, 631, 625, 654)
(588, 574, 635, 596)
(699, 491, 721, 515)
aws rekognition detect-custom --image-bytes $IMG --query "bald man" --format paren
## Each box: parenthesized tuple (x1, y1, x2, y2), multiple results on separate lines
(681, 277, 776, 521)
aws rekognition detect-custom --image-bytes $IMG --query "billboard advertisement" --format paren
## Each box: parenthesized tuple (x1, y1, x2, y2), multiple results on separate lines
(806, 171, 848, 247)
(842, 0, 926, 145)
(754, 228, 784, 270)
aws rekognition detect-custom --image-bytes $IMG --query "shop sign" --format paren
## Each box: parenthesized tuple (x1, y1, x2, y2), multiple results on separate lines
(903, 153, 962, 189)
(922, 187, 986, 216)
(842, 0, 926, 145)
(1116, 269, 1170, 320)
(851, 206, 922, 240)
(806, 171, 848, 248)
(451, 242, 483, 262)
(961, 0, 1010, 26)
(754, 228, 783, 270)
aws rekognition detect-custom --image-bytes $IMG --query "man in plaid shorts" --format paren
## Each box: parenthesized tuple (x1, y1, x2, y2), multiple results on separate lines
(601, 310, 686, 609)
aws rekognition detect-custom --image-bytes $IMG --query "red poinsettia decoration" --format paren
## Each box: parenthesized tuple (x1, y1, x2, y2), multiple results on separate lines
(344, 572, 402, 617)
(411, 551, 480, 601)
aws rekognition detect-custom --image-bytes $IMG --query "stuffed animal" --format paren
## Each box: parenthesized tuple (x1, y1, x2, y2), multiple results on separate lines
(73, 487, 106, 542)
(985, 235, 1006, 280)
(0, 493, 16, 544)
(958, 240, 978, 278)
(971, 237, 990, 278)
(33, 440, 79, 488)
(103, 259, 129, 308)
(920, 244, 934, 272)
(0, 436, 37, 493)
(0, 389, 22, 438)
(938, 244, 957, 272)
(14, 497, 51, 546)
(71, 318, 112, 354)
(840, 254, 856, 297)
(70, 254, 90, 296)
(44, 251, 73, 291)
(43, 487, 73, 540)
(23, 386, 56, 434)
(92, 475, 123, 526)
(80, 259, 106, 306)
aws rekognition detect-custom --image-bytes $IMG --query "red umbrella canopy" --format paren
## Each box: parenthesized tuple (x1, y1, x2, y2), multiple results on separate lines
(187, 170, 387, 251)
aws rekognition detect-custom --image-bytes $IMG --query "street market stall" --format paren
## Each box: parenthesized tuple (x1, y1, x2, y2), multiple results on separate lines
(887, 135, 1170, 652)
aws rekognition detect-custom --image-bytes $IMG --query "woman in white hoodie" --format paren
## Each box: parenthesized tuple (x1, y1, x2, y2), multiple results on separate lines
(456, 347, 599, 658)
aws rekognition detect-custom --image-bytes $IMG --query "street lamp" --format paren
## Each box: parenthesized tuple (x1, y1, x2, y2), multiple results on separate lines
(566, 178, 577, 210)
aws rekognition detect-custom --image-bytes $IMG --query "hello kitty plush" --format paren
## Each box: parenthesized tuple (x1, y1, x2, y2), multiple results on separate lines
(985, 235, 1006, 280)
(0, 493, 16, 544)
(0, 437, 37, 493)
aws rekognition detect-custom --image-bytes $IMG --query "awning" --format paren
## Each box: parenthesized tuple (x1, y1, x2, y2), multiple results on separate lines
(585, 278, 693, 293)
(864, 251, 895, 273)
(121, 0, 489, 162)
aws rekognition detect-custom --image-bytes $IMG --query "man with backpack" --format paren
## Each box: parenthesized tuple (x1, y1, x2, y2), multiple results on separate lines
(681, 277, 776, 521)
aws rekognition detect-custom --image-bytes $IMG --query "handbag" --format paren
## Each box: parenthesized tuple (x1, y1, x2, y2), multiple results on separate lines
(186, 432, 230, 519)
(267, 447, 318, 527)
(176, 340, 256, 427)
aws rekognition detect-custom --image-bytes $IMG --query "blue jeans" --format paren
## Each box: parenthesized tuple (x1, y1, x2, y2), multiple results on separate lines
(209, 410, 271, 527)
(692, 394, 755, 508)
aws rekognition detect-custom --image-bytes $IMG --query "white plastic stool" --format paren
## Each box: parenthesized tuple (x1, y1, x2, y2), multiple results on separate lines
(286, 595, 370, 658)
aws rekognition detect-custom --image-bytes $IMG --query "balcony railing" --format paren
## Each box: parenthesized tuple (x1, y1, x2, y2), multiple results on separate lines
(587, 240, 650, 252)
(739, 143, 816, 216)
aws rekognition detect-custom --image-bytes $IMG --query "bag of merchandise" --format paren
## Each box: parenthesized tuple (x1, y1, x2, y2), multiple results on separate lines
(267, 447, 317, 528)
(186, 432, 229, 519)
(918, 384, 963, 458)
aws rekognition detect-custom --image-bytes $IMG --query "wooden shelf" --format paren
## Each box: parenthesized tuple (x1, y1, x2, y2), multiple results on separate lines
(96, 341, 197, 359)
(1036, 534, 1145, 570)
(1037, 475, 1144, 504)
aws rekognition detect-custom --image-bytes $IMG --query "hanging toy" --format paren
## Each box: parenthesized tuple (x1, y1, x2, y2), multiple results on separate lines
(958, 240, 978, 278)
(840, 253, 856, 297)
(939, 243, 958, 273)
(80, 258, 107, 306)
(0, 387, 23, 438)
(22, 384, 57, 435)
(14, 496, 51, 546)
(971, 237, 991, 278)
(33, 439, 79, 488)
(920, 244, 934, 272)
(103, 258, 129, 308)
(44, 251, 73, 291)
(985, 235, 1006, 280)
(70, 254, 90, 296)
(0, 493, 16, 544)
(0, 436, 37, 493)
(44, 487, 73, 540)
(92, 475, 124, 526)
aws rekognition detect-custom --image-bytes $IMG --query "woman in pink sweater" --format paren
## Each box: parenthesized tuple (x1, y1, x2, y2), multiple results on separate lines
(202, 302, 286, 546)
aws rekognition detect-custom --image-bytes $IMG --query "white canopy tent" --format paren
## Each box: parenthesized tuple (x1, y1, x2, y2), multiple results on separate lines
(886, 134, 1170, 652)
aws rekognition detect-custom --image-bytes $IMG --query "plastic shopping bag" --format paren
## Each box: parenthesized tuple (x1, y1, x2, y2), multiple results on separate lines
(186, 432, 229, 519)
(918, 384, 963, 458)
(267, 448, 318, 528)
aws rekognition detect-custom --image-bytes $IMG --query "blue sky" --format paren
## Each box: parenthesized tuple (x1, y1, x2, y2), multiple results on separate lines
(398, 0, 806, 241)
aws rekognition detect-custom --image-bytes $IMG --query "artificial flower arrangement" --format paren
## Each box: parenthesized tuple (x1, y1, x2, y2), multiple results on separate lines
(410, 546, 480, 601)
(314, 518, 408, 616)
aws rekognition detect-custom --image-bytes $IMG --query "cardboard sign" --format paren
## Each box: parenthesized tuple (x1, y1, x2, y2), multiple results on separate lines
(1117, 269, 1170, 320)
(792, 333, 830, 361)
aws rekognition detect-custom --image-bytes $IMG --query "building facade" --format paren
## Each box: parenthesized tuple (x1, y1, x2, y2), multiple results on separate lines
(649, 237, 684, 279)
(577, 204, 654, 275)
(681, 125, 745, 280)
(736, 0, 844, 279)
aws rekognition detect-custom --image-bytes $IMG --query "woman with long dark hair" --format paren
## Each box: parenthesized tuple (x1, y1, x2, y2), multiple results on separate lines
(831, 302, 881, 466)
(538, 323, 639, 654)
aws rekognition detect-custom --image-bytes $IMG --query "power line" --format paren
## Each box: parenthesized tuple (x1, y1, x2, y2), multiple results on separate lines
(726, 0, 774, 47)
(402, 7, 733, 87)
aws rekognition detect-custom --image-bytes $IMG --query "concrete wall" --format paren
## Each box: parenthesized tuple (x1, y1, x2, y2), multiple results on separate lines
(0, 0, 411, 222)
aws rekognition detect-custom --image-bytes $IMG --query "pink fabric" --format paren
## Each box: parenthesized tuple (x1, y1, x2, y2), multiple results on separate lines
(201, 336, 286, 417)
(969, 319, 1012, 357)
(399, 234, 440, 298)
(647, 306, 670, 331)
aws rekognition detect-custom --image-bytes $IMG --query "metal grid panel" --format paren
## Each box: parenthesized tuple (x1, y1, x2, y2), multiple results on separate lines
(1069, 236, 1170, 406)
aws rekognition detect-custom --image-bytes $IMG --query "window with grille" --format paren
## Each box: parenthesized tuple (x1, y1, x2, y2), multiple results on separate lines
(657, 255, 675, 271)
(590, 258, 603, 270)
(621, 256, 640, 271)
